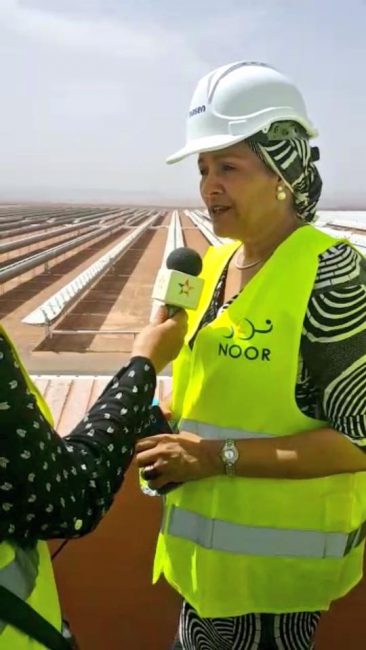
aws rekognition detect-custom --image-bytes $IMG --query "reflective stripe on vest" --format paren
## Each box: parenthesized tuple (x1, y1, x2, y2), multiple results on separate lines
(0, 546, 39, 633)
(166, 506, 366, 559)
(180, 418, 273, 440)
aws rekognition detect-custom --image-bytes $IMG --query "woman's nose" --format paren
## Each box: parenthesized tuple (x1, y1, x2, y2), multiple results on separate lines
(200, 171, 223, 198)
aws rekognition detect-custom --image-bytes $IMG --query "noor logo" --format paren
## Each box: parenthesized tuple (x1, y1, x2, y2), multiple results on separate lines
(223, 318, 273, 341)
(218, 318, 273, 362)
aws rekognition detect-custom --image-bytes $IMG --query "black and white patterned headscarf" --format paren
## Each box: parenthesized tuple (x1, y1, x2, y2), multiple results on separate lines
(247, 121, 322, 223)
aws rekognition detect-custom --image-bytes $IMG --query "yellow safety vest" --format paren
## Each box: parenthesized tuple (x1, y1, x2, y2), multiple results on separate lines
(153, 226, 366, 618)
(0, 325, 61, 648)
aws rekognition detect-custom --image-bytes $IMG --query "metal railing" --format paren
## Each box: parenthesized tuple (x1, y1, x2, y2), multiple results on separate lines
(46, 328, 141, 340)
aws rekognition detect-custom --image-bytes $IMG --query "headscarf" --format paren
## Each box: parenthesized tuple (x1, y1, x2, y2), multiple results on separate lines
(247, 121, 322, 223)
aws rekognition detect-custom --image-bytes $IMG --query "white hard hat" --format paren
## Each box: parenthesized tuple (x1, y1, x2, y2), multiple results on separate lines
(167, 61, 317, 164)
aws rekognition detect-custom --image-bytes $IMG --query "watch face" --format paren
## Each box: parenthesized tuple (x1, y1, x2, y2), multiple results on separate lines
(222, 441, 239, 466)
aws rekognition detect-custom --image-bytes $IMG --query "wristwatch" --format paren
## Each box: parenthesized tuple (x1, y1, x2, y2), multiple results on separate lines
(220, 439, 239, 476)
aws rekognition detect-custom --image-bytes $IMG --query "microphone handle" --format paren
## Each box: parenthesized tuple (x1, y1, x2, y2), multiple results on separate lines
(141, 405, 182, 495)
(156, 480, 182, 495)
(166, 305, 181, 318)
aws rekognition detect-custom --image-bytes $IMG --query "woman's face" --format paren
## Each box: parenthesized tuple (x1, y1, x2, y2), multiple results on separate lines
(198, 141, 281, 240)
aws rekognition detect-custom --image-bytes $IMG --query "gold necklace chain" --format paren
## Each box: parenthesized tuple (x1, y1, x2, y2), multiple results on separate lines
(234, 250, 264, 270)
(234, 222, 305, 271)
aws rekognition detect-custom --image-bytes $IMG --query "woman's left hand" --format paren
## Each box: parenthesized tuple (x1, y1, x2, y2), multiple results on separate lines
(135, 432, 220, 489)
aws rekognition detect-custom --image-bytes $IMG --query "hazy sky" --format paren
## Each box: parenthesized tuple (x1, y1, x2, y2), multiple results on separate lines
(0, 0, 365, 206)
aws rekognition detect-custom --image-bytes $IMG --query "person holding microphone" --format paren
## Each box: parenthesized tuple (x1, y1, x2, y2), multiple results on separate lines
(0, 306, 187, 649)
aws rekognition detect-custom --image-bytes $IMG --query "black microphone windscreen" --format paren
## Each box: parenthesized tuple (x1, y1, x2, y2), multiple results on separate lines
(166, 247, 202, 277)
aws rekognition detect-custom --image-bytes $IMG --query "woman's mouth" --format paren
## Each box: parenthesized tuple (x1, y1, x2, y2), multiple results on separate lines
(209, 206, 232, 218)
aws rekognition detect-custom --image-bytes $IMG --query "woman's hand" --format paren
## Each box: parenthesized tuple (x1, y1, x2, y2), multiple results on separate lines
(132, 307, 187, 373)
(135, 432, 221, 489)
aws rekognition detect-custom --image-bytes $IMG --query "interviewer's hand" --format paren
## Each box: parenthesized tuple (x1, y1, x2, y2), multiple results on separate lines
(132, 306, 187, 373)
(135, 432, 221, 489)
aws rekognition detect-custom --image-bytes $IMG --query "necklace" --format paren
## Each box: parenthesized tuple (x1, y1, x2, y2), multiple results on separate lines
(234, 222, 305, 271)
(234, 250, 264, 270)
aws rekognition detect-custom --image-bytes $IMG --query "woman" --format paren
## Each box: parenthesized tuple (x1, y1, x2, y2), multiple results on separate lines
(136, 62, 366, 649)
(0, 306, 186, 648)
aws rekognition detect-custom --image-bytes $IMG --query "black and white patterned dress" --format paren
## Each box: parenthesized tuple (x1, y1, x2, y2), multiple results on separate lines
(0, 344, 156, 545)
(175, 242, 366, 650)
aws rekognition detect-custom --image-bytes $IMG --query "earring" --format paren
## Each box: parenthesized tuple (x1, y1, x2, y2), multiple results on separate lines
(276, 184, 287, 201)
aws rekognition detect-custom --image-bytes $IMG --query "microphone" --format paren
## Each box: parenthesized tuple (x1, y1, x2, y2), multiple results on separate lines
(151, 247, 203, 318)
(140, 404, 182, 496)
(142, 248, 204, 496)
(140, 403, 179, 495)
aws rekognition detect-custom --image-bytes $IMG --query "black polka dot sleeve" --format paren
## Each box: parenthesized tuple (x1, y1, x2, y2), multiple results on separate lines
(0, 332, 156, 544)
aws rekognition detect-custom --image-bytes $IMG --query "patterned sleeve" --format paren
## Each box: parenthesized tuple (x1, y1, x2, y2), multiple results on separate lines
(301, 243, 366, 446)
(0, 331, 156, 544)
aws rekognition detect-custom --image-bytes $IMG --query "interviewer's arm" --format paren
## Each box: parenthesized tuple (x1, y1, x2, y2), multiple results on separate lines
(0, 346, 156, 543)
(0, 308, 187, 542)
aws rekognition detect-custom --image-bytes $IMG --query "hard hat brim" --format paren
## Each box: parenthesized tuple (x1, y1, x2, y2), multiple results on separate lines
(166, 119, 318, 165)
(166, 134, 248, 165)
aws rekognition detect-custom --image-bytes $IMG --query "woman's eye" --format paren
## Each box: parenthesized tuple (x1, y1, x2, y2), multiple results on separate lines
(198, 164, 235, 177)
